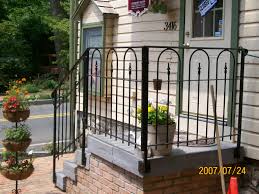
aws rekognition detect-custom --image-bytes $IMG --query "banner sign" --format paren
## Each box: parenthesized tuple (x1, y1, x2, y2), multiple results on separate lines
(128, 0, 149, 16)
(199, 0, 218, 17)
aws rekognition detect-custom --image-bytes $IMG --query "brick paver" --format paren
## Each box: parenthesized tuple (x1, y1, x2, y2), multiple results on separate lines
(0, 154, 74, 194)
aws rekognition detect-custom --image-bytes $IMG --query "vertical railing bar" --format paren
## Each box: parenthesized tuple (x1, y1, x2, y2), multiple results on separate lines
(110, 62, 113, 138)
(69, 72, 73, 150)
(122, 54, 126, 143)
(99, 53, 102, 137)
(61, 90, 64, 156)
(128, 63, 132, 146)
(187, 56, 191, 146)
(78, 61, 81, 146)
(141, 46, 150, 172)
(116, 55, 119, 140)
(95, 62, 98, 133)
(167, 63, 170, 148)
(90, 53, 93, 133)
(155, 54, 159, 150)
(82, 49, 89, 165)
(65, 85, 68, 152)
(52, 90, 57, 183)
(222, 63, 227, 141)
(105, 54, 108, 137)
(57, 88, 61, 158)
(196, 63, 201, 144)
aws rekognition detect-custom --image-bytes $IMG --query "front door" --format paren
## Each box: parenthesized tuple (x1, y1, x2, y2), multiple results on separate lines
(181, 0, 232, 138)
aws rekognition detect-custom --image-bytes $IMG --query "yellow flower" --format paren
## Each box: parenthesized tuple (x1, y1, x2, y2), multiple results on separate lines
(24, 90, 29, 95)
(22, 78, 26, 82)
(16, 89, 20, 94)
(148, 106, 155, 113)
(159, 105, 168, 112)
(18, 81, 22, 84)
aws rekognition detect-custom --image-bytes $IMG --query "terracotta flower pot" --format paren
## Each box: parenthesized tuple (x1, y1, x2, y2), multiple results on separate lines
(0, 165, 34, 181)
(153, 79, 162, 90)
(2, 139, 32, 152)
(3, 109, 30, 123)
(148, 123, 176, 156)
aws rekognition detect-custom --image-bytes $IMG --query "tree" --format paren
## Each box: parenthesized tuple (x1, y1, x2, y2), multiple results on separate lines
(49, 0, 70, 69)
(0, 0, 70, 92)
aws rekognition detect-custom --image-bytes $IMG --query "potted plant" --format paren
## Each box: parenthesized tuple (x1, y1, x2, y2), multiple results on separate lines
(137, 102, 176, 156)
(2, 78, 30, 122)
(2, 125, 32, 152)
(0, 152, 34, 181)
(150, 0, 168, 14)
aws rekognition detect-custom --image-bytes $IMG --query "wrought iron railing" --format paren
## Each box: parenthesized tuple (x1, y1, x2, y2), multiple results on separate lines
(52, 46, 247, 182)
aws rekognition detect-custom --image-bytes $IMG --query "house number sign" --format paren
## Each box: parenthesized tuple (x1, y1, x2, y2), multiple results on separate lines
(164, 22, 177, 31)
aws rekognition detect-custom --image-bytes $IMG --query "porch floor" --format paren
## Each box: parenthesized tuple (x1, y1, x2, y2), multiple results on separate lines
(0, 154, 74, 194)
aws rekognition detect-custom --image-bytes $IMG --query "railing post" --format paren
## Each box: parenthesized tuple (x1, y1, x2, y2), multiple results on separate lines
(141, 46, 150, 172)
(235, 48, 248, 158)
(82, 49, 89, 165)
(52, 90, 57, 183)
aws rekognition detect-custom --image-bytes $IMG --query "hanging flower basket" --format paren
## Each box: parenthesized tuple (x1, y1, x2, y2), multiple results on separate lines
(153, 79, 162, 90)
(2, 139, 32, 152)
(3, 109, 30, 123)
(0, 165, 34, 181)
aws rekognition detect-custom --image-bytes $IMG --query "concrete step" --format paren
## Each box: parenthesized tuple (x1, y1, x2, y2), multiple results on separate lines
(63, 160, 77, 181)
(55, 171, 66, 191)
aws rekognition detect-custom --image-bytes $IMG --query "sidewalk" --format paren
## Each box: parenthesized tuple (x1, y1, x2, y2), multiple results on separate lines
(0, 154, 74, 194)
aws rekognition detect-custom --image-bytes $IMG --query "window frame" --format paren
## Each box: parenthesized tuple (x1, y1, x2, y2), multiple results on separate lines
(190, 0, 225, 40)
(81, 22, 105, 96)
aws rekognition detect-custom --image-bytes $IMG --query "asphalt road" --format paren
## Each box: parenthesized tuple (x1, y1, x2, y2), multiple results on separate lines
(0, 104, 57, 150)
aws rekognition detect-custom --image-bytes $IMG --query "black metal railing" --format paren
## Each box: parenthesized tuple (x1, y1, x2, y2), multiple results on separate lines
(52, 46, 247, 182)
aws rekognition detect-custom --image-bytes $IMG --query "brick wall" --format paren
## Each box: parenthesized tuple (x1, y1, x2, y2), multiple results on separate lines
(66, 154, 232, 194)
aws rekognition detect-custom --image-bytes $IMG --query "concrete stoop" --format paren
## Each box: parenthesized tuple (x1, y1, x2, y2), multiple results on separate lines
(55, 149, 88, 191)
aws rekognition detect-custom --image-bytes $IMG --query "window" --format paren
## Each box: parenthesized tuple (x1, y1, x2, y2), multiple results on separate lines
(192, 0, 224, 38)
(82, 26, 103, 95)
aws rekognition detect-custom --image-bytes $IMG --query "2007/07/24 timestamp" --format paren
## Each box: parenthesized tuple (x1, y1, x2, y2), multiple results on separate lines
(199, 166, 246, 175)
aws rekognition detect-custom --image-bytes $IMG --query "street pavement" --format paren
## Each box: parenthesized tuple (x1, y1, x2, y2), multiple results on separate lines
(0, 104, 60, 151)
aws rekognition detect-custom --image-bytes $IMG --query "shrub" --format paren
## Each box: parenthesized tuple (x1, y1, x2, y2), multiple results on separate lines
(40, 79, 58, 90)
(24, 83, 39, 93)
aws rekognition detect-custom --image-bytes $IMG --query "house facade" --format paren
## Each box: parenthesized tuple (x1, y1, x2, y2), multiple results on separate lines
(53, 0, 259, 193)
(70, 0, 259, 160)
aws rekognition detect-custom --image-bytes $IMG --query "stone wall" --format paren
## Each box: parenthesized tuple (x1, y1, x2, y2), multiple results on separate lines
(66, 154, 233, 194)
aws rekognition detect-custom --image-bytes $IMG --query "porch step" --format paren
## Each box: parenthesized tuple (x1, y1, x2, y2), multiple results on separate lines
(55, 171, 66, 191)
(63, 160, 77, 181)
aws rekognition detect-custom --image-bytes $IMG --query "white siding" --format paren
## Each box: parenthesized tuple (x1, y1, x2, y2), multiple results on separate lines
(239, 0, 259, 160)
(82, 1, 103, 24)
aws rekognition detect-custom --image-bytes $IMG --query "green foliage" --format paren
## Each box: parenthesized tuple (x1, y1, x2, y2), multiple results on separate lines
(0, 0, 69, 92)
(40, 79, 58, 90)
(5, 125, 31, 142)
(137, 103, 175, 125)
(23, 83, 40, 93)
